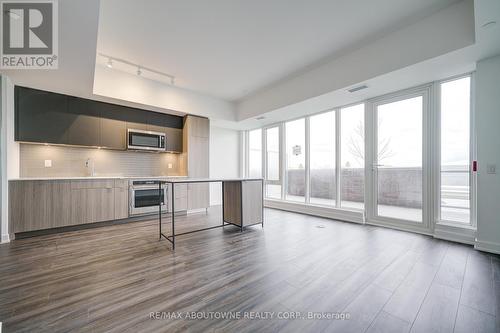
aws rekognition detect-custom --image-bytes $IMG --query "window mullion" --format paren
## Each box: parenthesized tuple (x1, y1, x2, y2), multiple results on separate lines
(335, 109, 341, 208)
(305, 117, 310, 204)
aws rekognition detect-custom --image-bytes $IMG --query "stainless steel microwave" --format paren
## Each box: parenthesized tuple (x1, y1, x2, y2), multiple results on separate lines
(128, 129, 166, 151)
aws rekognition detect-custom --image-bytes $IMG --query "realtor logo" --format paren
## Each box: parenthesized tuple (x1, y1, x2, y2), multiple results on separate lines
(1, 0, 58, 69)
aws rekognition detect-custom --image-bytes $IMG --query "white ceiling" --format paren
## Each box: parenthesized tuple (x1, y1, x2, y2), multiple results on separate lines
(97, 0, 460, 101)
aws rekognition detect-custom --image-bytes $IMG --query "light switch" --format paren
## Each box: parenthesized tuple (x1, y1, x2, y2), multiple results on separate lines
(487, 164, 496, 174)
(168, 163, 173, 169)
(44, 160, 52, 168)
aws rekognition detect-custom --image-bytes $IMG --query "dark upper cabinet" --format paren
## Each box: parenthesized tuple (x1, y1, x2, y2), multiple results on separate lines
(99, 103, 127, 150)
(66, 97, 100, 147)
(15, 86, 184, 151)
(166, 128, 183, 152)
(124, 105, 148, 131)
(126, 121, 148, 131)
(15, 87, 71, 144)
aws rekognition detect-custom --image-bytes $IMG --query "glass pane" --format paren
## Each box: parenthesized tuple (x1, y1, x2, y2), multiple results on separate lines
(135, 189, 164, 207)
(377, 96, 423, 222)
(310, 111, 335, 206)
(340, 104, 364, 210)
(266, 127, 280, 181)
(285, 118, 305, 202)
(266, 184, 282, 199)
(130, 132, 160, 147)
(248, 129, 262, 178)
(440, 77, 470, 223)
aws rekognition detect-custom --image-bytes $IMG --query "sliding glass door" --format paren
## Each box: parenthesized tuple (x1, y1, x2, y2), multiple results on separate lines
(369, 90, 427, 226)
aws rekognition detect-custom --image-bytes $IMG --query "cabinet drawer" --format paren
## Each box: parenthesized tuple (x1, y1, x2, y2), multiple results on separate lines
(114, 179, 129, 189)
(71, 179, 114, 189)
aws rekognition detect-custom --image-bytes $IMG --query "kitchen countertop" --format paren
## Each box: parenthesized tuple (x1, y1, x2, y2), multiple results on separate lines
(9, 176, 188, 181)
(9, 176, 264, 182)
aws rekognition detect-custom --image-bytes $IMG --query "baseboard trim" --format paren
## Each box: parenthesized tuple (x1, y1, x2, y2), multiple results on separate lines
(474, 239, 500, 255)
(433, 225, 476, 246)
(264, 200, 364, 224)
(1, 233, 10, 243)
(365, 220, 433, 237)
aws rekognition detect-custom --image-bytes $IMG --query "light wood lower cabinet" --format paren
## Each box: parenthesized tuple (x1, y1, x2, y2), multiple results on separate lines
(187, 183, 210, 210)
(167, 183, 187, 212)
(114, 179, 129, 219)
(114, 187, 129, 219)
(9, 180, 72, 233)
(71, 188, 115, 225)
(9, 179, 129, 233)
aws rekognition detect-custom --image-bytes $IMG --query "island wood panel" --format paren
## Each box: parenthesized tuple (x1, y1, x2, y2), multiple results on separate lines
(242, 180, 263, 225)
(223, 181, 242, 226)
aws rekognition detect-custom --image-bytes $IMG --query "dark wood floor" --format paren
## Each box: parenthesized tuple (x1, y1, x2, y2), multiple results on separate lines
(0, 207, 499, 333)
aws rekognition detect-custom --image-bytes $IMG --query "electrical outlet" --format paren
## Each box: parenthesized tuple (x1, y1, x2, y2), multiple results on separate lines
(44, 160, 52, 168)
(487, 164, 496, 174)
(168, 163, 173, 169)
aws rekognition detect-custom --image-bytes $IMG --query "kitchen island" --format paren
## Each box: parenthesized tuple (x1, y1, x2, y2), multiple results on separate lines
(158, 178, 264, 249)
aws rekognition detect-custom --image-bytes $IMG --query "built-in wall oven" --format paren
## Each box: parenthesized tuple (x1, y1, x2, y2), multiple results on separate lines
(128, 129, 166, 151)
(129, 180, 168, 216)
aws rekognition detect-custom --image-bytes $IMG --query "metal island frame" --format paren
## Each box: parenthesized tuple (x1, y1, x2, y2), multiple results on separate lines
(157, 178, 264, 249)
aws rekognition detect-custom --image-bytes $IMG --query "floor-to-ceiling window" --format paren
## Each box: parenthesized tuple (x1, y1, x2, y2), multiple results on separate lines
(340, 104, 365, 209)
(309, 111, 335, 206)
(440, 76, 471, 224)
(285, 118, 306, 202)
(246, 73, 474, 233)
(248, 129, 262, 178)
(265, 126, 281, 199)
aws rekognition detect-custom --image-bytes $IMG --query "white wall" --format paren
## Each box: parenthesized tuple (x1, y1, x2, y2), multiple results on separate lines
(93, 65, 236, 121)
(209, 126, 241, 205)
(1, 76, 18, 243)
(475, 54, 500, 254)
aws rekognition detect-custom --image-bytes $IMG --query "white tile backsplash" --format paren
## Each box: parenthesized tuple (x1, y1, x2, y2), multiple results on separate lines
(20, 143, 184, 178)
